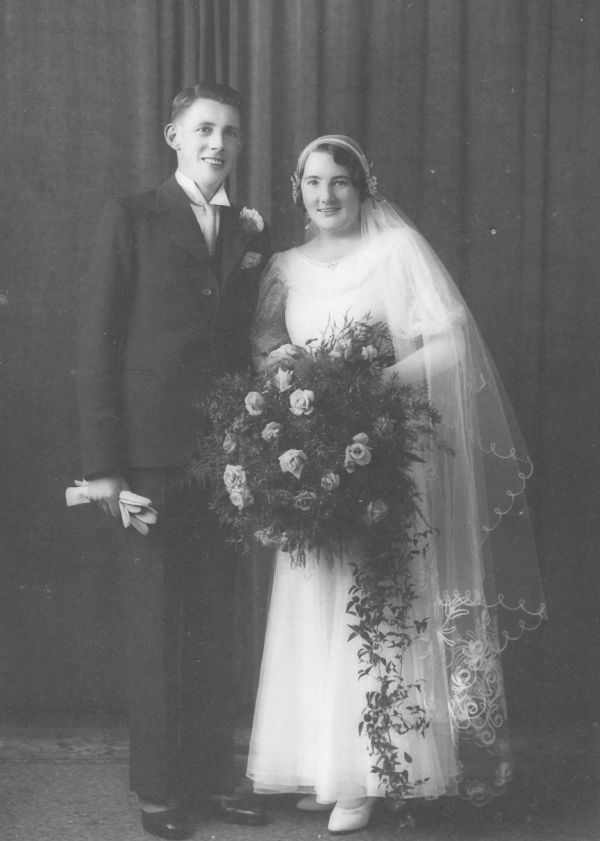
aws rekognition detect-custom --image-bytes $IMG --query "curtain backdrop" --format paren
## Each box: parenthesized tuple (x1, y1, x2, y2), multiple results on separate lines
(1, 0, 598, 719)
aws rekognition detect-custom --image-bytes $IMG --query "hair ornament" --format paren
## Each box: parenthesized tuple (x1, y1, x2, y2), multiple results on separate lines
(291, 172, 301, 203)
(366, 169, 378, 197)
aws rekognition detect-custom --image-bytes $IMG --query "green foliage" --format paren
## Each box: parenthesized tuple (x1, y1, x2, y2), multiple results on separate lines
(348, 533, 432, 801)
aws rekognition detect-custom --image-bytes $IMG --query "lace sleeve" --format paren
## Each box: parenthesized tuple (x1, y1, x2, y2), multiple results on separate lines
(250, 254, 290, 371)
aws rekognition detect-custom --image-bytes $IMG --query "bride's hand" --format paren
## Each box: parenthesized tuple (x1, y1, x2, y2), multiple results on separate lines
(265, 343, 304, 373)
(383, 332, 461, 387)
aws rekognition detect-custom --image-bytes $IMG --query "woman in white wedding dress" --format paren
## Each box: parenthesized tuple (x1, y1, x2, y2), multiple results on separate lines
(247, 136, 546, 834)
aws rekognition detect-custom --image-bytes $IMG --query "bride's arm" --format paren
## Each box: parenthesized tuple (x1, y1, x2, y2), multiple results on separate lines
(250, 256, 290, 372)
(382, 329, 464, 387)
(380, 226, 468, 387)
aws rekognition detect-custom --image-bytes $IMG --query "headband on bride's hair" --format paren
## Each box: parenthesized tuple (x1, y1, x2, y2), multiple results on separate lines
(291, 134, 378, 202)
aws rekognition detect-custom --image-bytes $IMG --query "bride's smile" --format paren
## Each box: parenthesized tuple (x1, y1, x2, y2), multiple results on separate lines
(300, 150, 361, 237)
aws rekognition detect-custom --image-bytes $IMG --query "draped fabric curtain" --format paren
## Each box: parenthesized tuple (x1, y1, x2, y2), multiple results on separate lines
(1, 0, 598, 715)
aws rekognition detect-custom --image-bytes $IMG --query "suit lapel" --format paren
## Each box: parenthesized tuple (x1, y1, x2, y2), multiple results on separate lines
(154, 175, 211, 267)
(218, 206, 249, 287)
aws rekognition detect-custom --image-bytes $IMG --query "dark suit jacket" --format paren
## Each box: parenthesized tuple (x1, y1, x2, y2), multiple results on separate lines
(77, 175, 271, 477)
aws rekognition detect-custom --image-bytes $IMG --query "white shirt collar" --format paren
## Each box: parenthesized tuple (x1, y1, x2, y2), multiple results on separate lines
(175, 170, 230, 207)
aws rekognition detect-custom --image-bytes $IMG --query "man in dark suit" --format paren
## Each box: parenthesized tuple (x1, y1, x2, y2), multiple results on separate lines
(77, 82, 270, 839)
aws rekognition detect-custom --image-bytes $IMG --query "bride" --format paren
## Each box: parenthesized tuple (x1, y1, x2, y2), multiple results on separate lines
(247, 135, 546, 834)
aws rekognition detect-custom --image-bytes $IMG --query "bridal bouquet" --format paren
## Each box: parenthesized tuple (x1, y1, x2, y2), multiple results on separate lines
(192, 319, 439, 801)
(191, 319, 438, 569)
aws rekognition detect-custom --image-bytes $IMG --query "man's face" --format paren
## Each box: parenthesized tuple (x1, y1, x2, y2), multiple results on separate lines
(165, 98, 241, 199)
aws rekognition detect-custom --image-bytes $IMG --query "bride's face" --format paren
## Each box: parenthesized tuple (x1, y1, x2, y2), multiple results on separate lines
(300, 151, 361, 236)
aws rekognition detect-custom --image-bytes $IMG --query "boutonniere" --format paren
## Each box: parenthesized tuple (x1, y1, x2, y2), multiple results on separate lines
(240, 251, 263, 270)
(239, 206, 264, 234)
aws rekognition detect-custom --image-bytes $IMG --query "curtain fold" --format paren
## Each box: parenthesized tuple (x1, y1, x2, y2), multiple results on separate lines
(1, 0, 598, 715)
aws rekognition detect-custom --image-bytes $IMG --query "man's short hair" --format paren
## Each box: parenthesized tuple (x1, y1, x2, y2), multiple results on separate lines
(170, 82, 245, 123)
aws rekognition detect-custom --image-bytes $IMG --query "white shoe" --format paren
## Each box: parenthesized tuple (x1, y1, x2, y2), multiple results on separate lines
(296, 795, 335, 812)
(328, 797, 376, 834)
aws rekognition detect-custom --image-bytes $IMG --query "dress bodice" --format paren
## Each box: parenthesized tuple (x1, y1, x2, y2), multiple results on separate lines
(250, 229, 426, 366)
(277, 244, 388, 347)
(250, 227, 468, 370)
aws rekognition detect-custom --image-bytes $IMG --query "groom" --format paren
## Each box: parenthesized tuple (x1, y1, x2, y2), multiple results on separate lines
(77, 82, 270, 839)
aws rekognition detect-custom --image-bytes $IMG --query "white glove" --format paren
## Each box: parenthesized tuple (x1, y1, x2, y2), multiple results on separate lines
(66, 481, 159, 535)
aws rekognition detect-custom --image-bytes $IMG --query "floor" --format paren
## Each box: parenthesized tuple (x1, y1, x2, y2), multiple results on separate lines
(0, 715, 598, 841)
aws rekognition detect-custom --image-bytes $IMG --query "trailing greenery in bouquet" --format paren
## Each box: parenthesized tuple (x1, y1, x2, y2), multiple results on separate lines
(191, 319, 440, 801)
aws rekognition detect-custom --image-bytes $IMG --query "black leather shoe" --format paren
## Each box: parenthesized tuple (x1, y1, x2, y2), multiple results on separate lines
(210, 795, 267, 826)
(141, 808, 200, 840)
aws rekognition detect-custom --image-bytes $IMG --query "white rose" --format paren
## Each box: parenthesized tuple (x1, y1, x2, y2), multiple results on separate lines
(244, 391, 266, 415)
(279, 449, 307, 479)
(228, 487, 254, 509)
(222, 432, 238, 454)
(347, 442, 372, 466)
(274, 343, 300, 359)
(261, 421, 282, 442)
(266, 344, 302, 372)
(346, 434, 372, 467)
(321, 470, 341, 491)
(361, 344, 378, 361)
(289, 388, 315, 416)
(223, 464, 247, 491)
(274, 367, 294, 392)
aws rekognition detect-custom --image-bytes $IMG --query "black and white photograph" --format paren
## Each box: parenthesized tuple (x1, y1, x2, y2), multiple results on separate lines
(0, 2, 598, 840)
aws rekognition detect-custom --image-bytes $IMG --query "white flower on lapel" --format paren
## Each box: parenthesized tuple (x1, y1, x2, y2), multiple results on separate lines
(239, 206, 264, 234)
(240, 251, 262, 270)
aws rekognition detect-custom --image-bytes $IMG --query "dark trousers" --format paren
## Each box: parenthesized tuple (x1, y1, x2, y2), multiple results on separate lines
(119, 467, 236, 805)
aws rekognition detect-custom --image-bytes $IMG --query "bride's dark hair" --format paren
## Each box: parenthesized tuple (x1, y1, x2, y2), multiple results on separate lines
(294, 143, 369, 210)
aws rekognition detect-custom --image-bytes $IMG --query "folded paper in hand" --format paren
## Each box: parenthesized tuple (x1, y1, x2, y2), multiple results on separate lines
(65, 480, 158, 536)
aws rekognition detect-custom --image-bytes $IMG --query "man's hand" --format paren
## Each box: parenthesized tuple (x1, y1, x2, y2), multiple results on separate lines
(85, 475, 130, 518)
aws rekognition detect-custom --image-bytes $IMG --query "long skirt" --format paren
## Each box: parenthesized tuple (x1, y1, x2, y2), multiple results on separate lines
(247, 542, 460, 803)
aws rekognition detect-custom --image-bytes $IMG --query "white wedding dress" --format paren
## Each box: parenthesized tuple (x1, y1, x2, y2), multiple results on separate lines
(247, 228, 545, 804)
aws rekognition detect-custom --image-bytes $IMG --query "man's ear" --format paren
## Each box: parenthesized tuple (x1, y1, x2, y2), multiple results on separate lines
(164, 123, 179, 150)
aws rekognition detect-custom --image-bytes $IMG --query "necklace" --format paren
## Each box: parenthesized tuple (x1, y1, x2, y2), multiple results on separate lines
(295, 244, 364, 271)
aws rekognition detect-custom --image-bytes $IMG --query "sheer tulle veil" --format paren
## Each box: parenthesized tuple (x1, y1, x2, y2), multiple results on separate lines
(293, 135, 546, 650)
